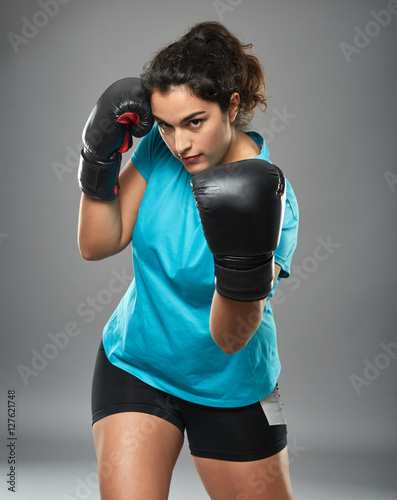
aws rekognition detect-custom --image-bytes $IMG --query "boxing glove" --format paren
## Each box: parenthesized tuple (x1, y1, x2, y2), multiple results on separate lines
(78, 77, 153, 200)
(191, 159, 286, 301)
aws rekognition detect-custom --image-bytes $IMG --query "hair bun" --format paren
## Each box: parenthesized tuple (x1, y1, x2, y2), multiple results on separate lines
(194, 35, 206, 43)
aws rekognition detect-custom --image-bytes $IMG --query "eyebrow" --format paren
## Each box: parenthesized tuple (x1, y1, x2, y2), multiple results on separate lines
(152, 111, 206, 125)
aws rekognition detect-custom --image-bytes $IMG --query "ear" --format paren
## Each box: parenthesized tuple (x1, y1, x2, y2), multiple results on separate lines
(229, 93, 240, 123)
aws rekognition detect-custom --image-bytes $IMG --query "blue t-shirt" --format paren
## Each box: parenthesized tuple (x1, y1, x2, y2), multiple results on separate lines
(102, 125, 299, 407)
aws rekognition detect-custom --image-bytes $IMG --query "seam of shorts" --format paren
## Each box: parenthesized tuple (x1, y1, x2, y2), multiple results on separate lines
(92, 402, 185, 433)
(189, 435, 288, 462)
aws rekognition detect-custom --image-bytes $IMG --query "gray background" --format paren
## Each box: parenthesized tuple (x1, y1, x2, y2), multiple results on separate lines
(1, 0, 396, 498)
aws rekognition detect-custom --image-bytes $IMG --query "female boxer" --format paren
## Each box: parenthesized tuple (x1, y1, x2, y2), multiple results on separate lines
(78, 21, 299, 500)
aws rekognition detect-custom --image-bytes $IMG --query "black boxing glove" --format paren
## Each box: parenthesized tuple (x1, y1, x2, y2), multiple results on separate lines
(191, 159, 286, 302)
(78, 77, 153, 200)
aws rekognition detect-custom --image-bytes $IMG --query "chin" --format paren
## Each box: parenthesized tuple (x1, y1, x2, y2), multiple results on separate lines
(184, 164, 209, 174)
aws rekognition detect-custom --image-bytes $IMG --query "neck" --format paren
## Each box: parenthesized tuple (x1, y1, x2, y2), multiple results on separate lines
(221, 129, 260, 164)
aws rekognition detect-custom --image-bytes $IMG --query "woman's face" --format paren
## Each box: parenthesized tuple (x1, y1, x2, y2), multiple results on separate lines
(150, 86, 239, 174)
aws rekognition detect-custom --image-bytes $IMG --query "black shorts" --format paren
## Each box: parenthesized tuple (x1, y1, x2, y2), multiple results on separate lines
(91, 342, 288, 462)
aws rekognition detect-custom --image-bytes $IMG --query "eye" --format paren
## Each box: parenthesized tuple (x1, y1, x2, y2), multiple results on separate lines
(189, 119, 203, 128)
(156, 121, 172, 133)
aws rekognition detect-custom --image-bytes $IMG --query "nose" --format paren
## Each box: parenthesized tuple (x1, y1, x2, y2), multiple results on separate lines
(174, 128, 192, 157)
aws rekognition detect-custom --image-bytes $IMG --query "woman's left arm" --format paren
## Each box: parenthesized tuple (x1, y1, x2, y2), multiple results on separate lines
(210, 264, 281, 354)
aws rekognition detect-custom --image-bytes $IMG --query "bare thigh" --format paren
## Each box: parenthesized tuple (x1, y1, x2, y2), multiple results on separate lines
(93, 412, 184, 500)
(193, 446, 294, 500)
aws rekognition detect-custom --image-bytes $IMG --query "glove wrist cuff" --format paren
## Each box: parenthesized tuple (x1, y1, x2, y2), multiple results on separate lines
(78, 149, 121, 200)
(214, 255, 274, 302)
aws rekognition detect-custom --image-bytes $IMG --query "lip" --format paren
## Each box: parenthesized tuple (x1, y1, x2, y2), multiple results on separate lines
(180, 154, 202, 163)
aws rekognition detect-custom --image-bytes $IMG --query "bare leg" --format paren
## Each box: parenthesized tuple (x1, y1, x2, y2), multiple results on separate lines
(93, 412, 184, 500)
(193, 446, 293, 500)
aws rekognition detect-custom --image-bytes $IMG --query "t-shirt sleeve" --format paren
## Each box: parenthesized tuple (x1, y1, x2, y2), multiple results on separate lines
(274, 178, 299, 279)
(130, 124, 164, 182)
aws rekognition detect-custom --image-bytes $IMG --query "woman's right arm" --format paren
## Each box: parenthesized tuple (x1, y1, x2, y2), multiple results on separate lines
(78, 159, 147, 261)
(76, 77, 154, 260)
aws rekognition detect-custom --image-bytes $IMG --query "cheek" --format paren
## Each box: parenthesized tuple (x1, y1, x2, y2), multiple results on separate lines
(159, 132, 176, 153)
(211, 126, 231, 156)
(203, 122, 230, 152)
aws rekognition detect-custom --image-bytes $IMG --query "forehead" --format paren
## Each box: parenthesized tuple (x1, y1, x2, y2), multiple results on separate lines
(151, 86, 220, 121)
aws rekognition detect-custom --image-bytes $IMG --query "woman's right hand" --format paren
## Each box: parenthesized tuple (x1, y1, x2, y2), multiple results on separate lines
(78, 77, 153, 201)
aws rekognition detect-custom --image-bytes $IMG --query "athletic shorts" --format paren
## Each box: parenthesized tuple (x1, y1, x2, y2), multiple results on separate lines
(91, 341, 288, 462)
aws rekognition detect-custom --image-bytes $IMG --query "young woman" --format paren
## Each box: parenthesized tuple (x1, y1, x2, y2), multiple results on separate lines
(77, 21, 299, 500)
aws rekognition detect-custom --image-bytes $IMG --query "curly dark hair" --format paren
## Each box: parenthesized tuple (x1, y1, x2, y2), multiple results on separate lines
(140, 21, 267, 129)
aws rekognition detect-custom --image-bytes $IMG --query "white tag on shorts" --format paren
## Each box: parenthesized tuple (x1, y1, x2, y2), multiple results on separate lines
(259, 383, 287, 426)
